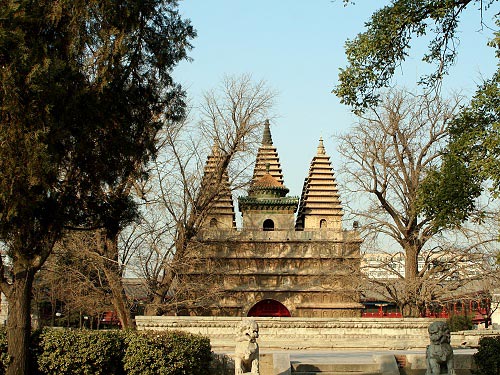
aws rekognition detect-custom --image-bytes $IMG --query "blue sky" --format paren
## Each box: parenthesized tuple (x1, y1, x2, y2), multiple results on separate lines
(173, 1, 498, 197)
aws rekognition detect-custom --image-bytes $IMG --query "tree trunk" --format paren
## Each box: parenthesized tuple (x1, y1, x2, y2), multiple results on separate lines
(143, 268, 176, 316)
(98, 231, 134, 329)
(143, 298, 162, 316)
(401, 303, 420, 318)
(103, 264, 134, 329)
(144, 290, 167, 316)
(144, 234, 189, 316)
(403, 244, 421, 317)
(6, 270, 35, 375)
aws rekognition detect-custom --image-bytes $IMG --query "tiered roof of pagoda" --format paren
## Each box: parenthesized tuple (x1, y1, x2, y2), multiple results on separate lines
(295, 138, 343, 229)
(200, 144, 236, 229)
(239, 121, 298, 212)
(251, 120, 284, 185)
(239, 170, 298, 211)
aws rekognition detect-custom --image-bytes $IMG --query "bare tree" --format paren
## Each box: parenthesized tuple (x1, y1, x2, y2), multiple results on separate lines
(34, 232, 114, 328)
(142, 74, 276, 315)
(337, 89, 499, 316)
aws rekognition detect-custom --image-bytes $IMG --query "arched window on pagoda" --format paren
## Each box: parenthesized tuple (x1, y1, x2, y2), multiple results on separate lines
(320, 219, 327, 229)
(209, 218, 218, 228)
(263, 219, 274, 231)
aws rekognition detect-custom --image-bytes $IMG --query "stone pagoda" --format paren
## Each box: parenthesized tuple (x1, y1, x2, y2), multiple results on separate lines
(176, 120, 362, 317)
(295, 138, 344, 231)
(199, 144, 236, 230)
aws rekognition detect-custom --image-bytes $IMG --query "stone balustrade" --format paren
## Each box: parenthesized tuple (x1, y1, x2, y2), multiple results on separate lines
(135, 316, 437, 351)
(451, 329, 500, 347)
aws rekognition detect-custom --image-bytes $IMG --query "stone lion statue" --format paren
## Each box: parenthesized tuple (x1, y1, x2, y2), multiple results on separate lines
(426, 321, 455, 375)
(234, 319, 259, 375)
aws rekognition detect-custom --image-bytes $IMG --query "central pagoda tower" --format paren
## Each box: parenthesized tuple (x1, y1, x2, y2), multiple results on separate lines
(239, 120, 299, 231)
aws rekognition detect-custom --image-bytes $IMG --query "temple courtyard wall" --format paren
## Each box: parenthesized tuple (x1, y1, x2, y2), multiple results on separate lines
(136, 316, 443, 351)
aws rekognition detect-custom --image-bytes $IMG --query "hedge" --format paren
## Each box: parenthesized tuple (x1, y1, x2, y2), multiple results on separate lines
(124, 331, 211, 375)
(473, 335, 500, 375)
(447, 314, 473, 332)
(0, 328, 212, 375)
(36, 329, 126, 375)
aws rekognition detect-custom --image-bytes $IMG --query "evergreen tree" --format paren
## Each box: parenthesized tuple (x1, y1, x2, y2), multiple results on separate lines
(0, 1, 195, 373)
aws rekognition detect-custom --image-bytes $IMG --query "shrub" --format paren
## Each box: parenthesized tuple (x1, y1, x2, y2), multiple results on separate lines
(210, 353, 234, 375)
(0, 328, 212, 374)
(473, 335, 500, 375)
(36, 329, 125, 375)
(123, 331, 212, 375)
(447, 314, 473, 332)
(0, 327, 7, 375)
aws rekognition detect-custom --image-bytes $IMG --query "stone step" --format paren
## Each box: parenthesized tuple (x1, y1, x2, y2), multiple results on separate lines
(289, 353, 400, 375)
(291, 362, 381, 373)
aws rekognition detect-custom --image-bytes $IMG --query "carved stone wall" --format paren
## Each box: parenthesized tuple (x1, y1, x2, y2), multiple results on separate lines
(175, 229, 362, 317)
(135, 316, 436, 351)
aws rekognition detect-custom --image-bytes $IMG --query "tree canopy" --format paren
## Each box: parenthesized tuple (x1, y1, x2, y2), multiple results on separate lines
(418, 17, 500, 222)
(0, 1, 195, 373)
(334, 0, 498, 112)
(336, 89, 493, 316)
(0, 0, 195, 253)
(335, 0, 500, 227)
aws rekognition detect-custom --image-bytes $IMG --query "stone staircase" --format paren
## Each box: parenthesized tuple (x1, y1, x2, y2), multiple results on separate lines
(291, 362, 382, 374)
(290, 354, 400, 375)
(215, 350, 476, 374)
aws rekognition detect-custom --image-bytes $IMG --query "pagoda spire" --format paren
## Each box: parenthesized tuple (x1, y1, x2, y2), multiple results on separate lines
(251, 120, 284, 185)
(295, 138, 343, 230)
(262, 119, 273, 145)
(317, 137, 325, 155)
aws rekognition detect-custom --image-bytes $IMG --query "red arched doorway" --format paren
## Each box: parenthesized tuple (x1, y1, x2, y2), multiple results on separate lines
(247, 299, 291, 317)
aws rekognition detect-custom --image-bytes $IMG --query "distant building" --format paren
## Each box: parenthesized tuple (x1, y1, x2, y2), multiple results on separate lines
(361, 251, 484, 280)
(360, 251, 492, 323)
(174, 121, 363, 317)
(362, 252, 406, 280)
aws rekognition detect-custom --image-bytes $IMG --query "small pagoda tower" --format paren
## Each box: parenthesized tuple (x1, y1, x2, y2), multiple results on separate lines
(199, 144, 236, 229)
(295, 138, 343, 231)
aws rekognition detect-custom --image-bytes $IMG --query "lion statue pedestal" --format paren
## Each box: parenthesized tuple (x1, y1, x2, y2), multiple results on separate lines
(426, 321, 456, 375)
(234, 319, 260, 375)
